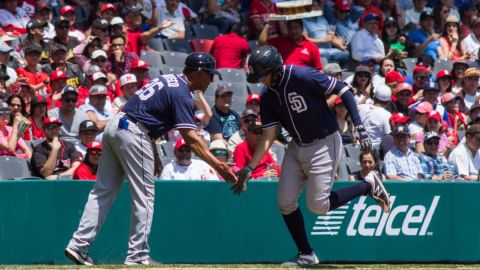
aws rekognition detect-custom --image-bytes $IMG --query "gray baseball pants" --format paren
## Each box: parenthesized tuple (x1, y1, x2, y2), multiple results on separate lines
(67, 114, 155, 264)
(278, 131, 341, 215)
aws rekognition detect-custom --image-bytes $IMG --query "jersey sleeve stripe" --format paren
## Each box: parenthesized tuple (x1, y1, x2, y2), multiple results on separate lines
(262, 122, 280, 128)
(325, 77, 337, 95)
(337, 85, 350, 97)
(174, 123, 198, 130)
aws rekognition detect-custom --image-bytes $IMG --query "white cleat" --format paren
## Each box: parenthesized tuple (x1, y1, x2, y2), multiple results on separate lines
(281, 251, 319, 267)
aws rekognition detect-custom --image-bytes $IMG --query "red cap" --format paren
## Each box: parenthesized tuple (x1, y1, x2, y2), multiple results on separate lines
(175, 138, 188, 150)
(385, 71, 407, 84)
(335, 97, 343, 105)
(396, 82, 413, 93)
(426, 110, 441, 121)
(415, 101, 434, 114)
(413, 65, 430, 75)
(50, 70, 68, 82)
(441, 93, 459, 105)
(87, 141, 102, 150)
(334, 0, 350, 11)
(130, 59, 148, 70)
(100, 3, 116, 13)
(43, 116, 62, 126)
(436, 70, 453, 80)
(60, 5, 75, 15)
(389, 112, 411, 125)
(246, 94, 260, 104)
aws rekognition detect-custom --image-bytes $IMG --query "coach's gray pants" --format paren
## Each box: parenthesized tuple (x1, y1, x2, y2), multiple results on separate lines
(278, 131, 341, 215)
(68, 114, 155, 264)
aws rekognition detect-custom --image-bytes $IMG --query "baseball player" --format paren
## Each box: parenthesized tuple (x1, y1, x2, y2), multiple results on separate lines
(233, 46, 390, 266)
(65, 53, 237, 266)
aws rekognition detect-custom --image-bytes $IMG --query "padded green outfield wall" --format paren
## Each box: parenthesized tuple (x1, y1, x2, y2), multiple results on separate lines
(0, 180, 479, 264)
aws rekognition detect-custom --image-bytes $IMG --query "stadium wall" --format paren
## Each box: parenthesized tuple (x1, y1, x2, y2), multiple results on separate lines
(0, 180, 479, 264)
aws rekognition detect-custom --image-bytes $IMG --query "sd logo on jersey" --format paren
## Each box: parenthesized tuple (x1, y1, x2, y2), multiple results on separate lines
(288, 92, 307, 113)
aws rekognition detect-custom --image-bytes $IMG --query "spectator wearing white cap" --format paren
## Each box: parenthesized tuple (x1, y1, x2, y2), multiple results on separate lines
(358, 84, 393, 146)
(110, 17, 125, 36)
(73, 37, 103, 72)
(90, 49, 109, 72)
(113, 73, 138, 112)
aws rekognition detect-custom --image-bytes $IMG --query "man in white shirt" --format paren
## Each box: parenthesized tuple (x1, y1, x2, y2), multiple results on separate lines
(405, 0, 432, 28)
(358, 85, 392, 146)
(0, 0, 30, 33)
(160, 139, 219, 180)
(462, 18, 480, 61)
(157, 0, 186, 39)
(448, 124, 480, 181)
(350, 13, 385, 63)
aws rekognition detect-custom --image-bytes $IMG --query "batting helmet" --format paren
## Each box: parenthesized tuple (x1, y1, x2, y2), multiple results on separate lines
(184, 52, 220, 77)
(247, 45, 283, 83)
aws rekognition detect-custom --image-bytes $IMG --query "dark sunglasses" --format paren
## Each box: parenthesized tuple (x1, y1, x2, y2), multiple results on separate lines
(425, 140, 439, 146)
(415, 75, 429, 80)
(437, 77, 452, 82)
(45, 125, 60, 130)
(63, 98, 77, 103)
(58, 25, 70, 30)
(94, 58, 107, 62)
(213, 149, 228, 157)
(357, 73, 370, 78)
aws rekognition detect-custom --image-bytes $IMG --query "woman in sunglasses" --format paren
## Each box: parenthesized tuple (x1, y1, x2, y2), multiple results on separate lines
(436, 69, 453, 95)
(74, 141, 102, 180)
(415, 110, 449, 154)
(438, 15, 468, 61)
(0, 101, 32, 159)
(351, 65, 373, 105)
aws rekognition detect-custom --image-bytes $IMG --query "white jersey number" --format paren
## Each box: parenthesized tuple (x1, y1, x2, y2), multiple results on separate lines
(288, 92, 307, 113)
(135, 79, 164, 101)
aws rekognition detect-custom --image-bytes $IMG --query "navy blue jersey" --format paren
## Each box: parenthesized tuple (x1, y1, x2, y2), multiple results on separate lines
(123, 74, 197, 138)
(260, 65, 358, 143)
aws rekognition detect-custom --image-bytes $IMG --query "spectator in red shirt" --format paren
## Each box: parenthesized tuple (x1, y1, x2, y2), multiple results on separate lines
(212, 23, 249, 69)
(259, 19, 323, 71)
(28, 95, 47, 140)
(46, 70, 68, 109)
(16, 45, 50, 96)
(122, 5, 174, 56)
(233, 120, 281, 179)
(248, 0, 287, 39)
(73, 141, 102, 180)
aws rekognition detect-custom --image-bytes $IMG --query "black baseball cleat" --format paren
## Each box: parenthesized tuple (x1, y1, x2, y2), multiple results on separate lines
(65, 247, 94, 266)
(364, 171, 391, 213)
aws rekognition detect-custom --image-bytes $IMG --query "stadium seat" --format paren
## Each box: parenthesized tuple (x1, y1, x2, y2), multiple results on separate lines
(247, 82, 264, 94)
(218, 68, 247, 83)
(204, 81, 220, 98)
(184, 23, 193, 41)
(61, 137, 81, 146)
(223, 82, 248, 99)
(270, 143, 285, 165)
(230, 98, 246, 113)
(148, 66, 161, 79)
(163, 39, 193, 54)
(346, 158, 361, 175)
(344, 143, 361, 160)
(148, 38, 165, 51)
(342, 71, 354, 80)
(141, 51, 163, 68)
(0, 156, 33, 180)
(161, 142, 175, 158)
(161, 51, 189, 67)
(190, 38, 214, 53)
(433, 59, 453, 75)
(321, 57, 328, 68)
(403, 58, 417, 74)
(160, 66, 184, 75)
(337, 151, 349, 180)
(192, 24, 220, 40)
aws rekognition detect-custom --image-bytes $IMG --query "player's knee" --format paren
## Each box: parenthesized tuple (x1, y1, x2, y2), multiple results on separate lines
(277, 199, 298, 215)
(307, 199, 330, 215)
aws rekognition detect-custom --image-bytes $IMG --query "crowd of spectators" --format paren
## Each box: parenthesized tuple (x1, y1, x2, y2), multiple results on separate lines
(0, 0, 479, 182)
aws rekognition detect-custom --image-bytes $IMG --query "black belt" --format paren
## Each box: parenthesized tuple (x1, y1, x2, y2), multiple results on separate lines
(124, 114, 159, 140)
(293, 131, 336, 146)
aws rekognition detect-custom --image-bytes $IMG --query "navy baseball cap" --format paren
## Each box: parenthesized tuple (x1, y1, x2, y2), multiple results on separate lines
(184, 52, 221, 77)
(424, 81, 439, 92)
(364, 13, 380, 23)
(420, 11, 434, 21)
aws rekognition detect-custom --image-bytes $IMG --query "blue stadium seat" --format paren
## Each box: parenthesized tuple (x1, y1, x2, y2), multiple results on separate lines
(160, 66, 184, 75)
(247, 82, 264, 94)
(346, 158, 361, 175)
(148, 38, 165, 51)
(161, 51, 189, 67)
(192, 24, 220, 40)
(337, 150, 349, 180)
(141, 51, 163, 68)
(0, 156, 33, 180)
(403, 58, 417, 74)
(223, 82, 248, 99)
(218, 68, 247, 83)
(161, 142, 175, 158)
(344, 143, 361, 160)
(163, 39, 193, 54)
(148, 66, 161, 79)
(270, 144, 285, 165)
